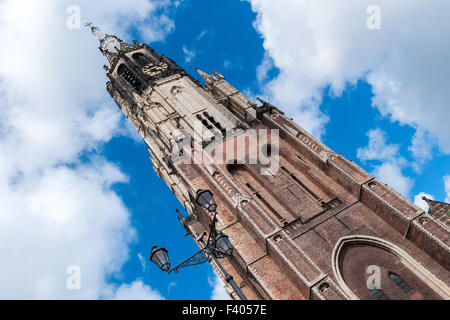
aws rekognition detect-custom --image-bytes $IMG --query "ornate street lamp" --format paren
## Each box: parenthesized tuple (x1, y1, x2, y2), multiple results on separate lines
(195, 189, 217, 212)
(214, 234, 233, 257)
(149, 189, 247, 300)
(149, 246, 170, 272)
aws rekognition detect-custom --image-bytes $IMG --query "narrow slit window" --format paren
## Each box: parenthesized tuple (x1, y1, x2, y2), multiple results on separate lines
(296, 155, 306, 163)
(281, 166, 320, 200)
(245, 183, 284, 222)
(369, 288, 389, 300)
(202, 120, 213, 129)
(389, 273, 413, 294)
(245, 183, 256, 193)
(203, 112, 225, 134)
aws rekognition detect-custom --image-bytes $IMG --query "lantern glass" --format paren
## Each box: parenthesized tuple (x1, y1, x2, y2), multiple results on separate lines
(196, 189, 217, 212)
(149, 246, 170, 272)
(215, 234, 233, 257)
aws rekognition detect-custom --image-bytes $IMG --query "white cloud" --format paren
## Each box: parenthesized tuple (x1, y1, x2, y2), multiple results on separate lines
(248, 0, 450, 152)
(414, 192, 434, 212)
(372, 162, 413, 197)
(196, 30, 208, 41)
(408, 129, 435, 172)
(357, 129, 402, 163)
(223, 58, 243, 70)
(137, 253, 147, 272)
(208, 272, 230, 300)
(182, 30, 213, 64)
(357, 129, 412, 197)
(444, 175, 450, 203)
(0, 161, 136, 299)
(182, 45, 196, 63)
(167, 281, 177, 293)
(256, 52, 274, 83)
(113, 280, 164, 300)
(0, 0, 177, 298)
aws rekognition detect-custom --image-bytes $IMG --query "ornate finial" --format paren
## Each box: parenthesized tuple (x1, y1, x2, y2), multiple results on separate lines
(85, 22, 120, 55)
(85, 21, 102, 35)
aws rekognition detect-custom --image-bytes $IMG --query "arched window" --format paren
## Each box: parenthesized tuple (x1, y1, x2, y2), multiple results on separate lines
(195, 114, 213, 130)
(203, 112, 226, 136)
(132, 53, 150, 67)
(118, 64, 142, 92)
(332, 235, 449, 300)
(389, 272, 413, 294)
(369, 288, 389, 300)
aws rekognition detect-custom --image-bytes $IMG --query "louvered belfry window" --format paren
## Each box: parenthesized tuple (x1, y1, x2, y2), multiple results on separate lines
(118, 64, 141, 91)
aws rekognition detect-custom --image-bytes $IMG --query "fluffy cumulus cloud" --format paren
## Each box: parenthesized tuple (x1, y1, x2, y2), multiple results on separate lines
(248, 0, 450, 153)
(357, 129, 412, 196)
(0, 0, 176, 298)
(209, 273, 230, 300)
(372, 162, 413, 197)
(357, 129, 402, 163)
(408, 129, 435, 172)
(112, 280, 164, 300)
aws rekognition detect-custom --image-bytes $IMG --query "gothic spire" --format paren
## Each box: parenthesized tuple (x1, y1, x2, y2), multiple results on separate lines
(195, 67, 216, 85)
(86, 22, 128, 66)
(87, 23, 141, 68)
(86, 22, 121, 54)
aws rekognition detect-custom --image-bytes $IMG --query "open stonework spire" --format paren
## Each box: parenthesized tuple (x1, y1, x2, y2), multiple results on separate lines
(86, 22, 121, 54)
(86, 22, 136, 67)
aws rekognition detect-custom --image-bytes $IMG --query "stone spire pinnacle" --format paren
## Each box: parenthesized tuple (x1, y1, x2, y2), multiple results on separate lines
(195, 67, 216, 85)
(85, 22, 126, 66)
(86, 22, 121, 54)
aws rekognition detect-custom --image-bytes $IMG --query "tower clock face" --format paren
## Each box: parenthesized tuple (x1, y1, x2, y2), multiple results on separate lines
(142, 62, 168, 76)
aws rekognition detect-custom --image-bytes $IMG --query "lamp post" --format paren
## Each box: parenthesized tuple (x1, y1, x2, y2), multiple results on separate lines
(149, 189, 247, 300)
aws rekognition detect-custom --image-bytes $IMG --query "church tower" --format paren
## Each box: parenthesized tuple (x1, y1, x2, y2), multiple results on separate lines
(91, 26, 450, 300)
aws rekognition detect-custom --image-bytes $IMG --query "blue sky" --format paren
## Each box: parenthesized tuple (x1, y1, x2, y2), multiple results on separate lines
(0, 0, 448, 299)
